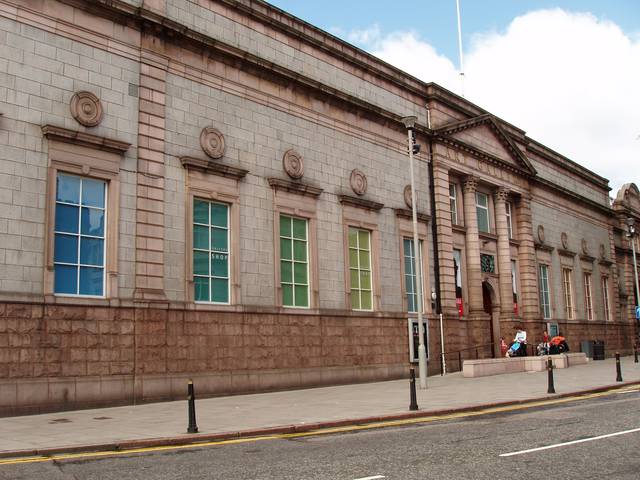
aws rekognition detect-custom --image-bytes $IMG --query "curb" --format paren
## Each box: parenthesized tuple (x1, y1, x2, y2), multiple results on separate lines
(1, 380, 638, 460)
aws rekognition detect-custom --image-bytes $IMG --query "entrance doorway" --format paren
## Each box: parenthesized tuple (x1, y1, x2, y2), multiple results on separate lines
(482, 280, 500, 358)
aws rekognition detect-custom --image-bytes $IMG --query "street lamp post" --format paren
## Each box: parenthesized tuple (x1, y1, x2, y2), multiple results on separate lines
(402, 115, 427, 389)
(626, 218, 640, 346)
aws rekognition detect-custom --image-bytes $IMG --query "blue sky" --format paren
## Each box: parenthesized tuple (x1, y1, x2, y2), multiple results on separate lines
(267, 1, 640, 193)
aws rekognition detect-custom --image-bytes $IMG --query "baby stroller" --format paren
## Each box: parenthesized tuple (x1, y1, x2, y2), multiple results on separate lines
(536, 342, 549, 356)
(548, 336, 569, 355)
(506, 330, 528, 357)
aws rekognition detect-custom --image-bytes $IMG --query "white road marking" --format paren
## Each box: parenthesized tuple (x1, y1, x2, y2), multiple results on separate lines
(500, 427, 640, 457)
(352, 476, 385, 480)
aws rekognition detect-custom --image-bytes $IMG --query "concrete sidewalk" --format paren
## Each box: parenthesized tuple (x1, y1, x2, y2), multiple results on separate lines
(1, 356, 639, 456)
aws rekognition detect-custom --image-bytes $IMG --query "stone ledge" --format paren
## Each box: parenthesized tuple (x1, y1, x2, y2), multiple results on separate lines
(42, 125, 131, 154)
(463, 353, 587, 378)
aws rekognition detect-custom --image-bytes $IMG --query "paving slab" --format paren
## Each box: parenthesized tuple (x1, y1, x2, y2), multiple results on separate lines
(0, 356, 638, 455)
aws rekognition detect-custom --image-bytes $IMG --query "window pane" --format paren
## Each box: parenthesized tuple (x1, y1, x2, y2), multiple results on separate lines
(404, 255, 414, 276)
(55, 204, 79, 233)
(476, 192, 488, 207)
(193, 199, 209, 224)
(360, 270, 371, 290)
(405, 273, 415, 295)
(350, 269, 359, 289)
(294, 285, 308, 307)
(81, 178, 105, 208)
(477, 210, 489, 233)
(360, 290, 372, 310)
(294, 262, 307, 284)
(54, 265, 77, 294)
(193, 250, 209, 276)
(193, 225, 209, 250)
(293, 240, 307, 262)
(211, 228, 228, 252)
(279, 215, 291, 237)
(348, 227, 357, 248)
(54, 234, 78, 264)
(358, 230, 370, 250)
(80, 238, 104, 266)
(348, 248, 358, 268)
(79, 267, 103, 295)
(56, 174, 80, 203)
(407, 294, 416, 313)
(281, 260, 292, 283)
(282, 284, 293, 306)
(403, 238, 412, 256)
(81, 207, 104, 236)
(211, 253, 228, 277)
(281, 238, 292, 260)
(211, 278, 229, 303)
(292, 218, 307, 240)
(210, 203, 227, 228)
(359, 250, 370, 269)
(194, 277, 209, 302)
(351, 291, 360, 310)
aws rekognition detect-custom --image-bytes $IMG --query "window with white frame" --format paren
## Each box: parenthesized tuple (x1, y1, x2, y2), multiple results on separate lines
(584, 272, 593, 320)
(476, 192, 490, 233)
(539, 264, 551, 319)
(349, 227, 373, 311)
(54, 173, 107, 296)
(449, 184, 458, 226)
(511, 259, 518, 303)
(506, 201, 513, 239)
(602, 276, 611, 321)
(562, 268, 573, 319)
(193, 199, 230, 303)
(403, 238, 424, 313)
(280, 215, 309, 308)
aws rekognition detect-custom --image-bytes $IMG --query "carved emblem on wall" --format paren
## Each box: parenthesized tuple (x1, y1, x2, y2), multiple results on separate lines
(581, 238, 589, 255)
(282, 149, 304, 179)
(200, 127, 225, 159)
(70, 91, 103, 127)
(537, 225, 545, 243)
(599, 243, 606, 260)
(349, 169, 367, 196)
(403, 185, 413, 208)
(561, 232, 569, 249)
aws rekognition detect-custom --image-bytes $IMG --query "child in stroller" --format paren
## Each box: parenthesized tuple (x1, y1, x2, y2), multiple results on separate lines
(506, 330, 527, 357)
(537, 335, 569, 355)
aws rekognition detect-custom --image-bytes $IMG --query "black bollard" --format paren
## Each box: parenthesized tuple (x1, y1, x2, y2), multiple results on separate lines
(634, 344, 638, 364)
(187, 380, 199, 433)
(547, 357, 555, 394)
(409, 368, 419, 411)
(616, 352, 623, 382)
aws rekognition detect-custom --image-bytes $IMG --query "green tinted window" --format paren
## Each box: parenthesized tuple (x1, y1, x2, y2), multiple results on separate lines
(403, 238, 424, 313)
(193, 199, 230, 304)
(280, 214, 309, 307)
(348, 227, 373, 311)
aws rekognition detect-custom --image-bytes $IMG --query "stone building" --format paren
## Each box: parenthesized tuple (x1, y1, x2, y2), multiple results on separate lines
(0, 0, 637, 414)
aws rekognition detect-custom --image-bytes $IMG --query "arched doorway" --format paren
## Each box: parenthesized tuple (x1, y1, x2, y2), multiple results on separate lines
(482, 279, 500, 358)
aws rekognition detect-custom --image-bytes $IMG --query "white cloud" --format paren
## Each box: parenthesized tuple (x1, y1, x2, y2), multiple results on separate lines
(348, 9, 640, 194)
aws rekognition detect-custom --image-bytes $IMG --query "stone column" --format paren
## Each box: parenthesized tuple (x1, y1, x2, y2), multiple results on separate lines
(515, 193, 538, 320)
(432, 161, 458, 317)
(494, 187, 514, 319)
(134, 35, 169, 301)
(462, 176, 483, 314)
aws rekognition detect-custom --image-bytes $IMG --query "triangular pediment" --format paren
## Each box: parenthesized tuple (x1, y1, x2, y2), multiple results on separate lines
(436, 114, 537, 176)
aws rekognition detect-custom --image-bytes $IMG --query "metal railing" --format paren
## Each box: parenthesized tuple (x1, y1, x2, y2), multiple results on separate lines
(439, 342, 495, 374)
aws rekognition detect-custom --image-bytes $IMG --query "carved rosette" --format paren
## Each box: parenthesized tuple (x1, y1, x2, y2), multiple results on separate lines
(282, 149, 304, 179)
(537, 225, 545, 244)
(70, 91, 103, 127)
(350, 169, 367, 196)
(581, 238, 589, 255)
(561, 232, 569, 249)
(599, 243, 606, 260)
(200, 127, 225, 159)
(403, 185, 413, 208)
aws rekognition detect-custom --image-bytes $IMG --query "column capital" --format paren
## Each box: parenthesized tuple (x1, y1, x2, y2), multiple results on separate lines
(462, 175, 479, 194)
(494, 186, 510, 203)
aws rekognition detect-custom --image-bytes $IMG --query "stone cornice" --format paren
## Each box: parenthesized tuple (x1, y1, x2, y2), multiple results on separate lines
(394, 208, 430, 223)
(180, 156, 249, 180)
(558, 248, 577, 258)
(339, 195, 384, 211)
(579, 254, 596, 263)
(267, 177, 323, 198)
(598, 259, 613, 267)
(41, 125, 130, 154)
(533, 177, 613, 216)
(534, 242, 554, 253)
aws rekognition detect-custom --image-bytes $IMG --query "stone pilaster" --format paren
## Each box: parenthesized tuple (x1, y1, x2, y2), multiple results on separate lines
(494, 187, 514, 320)
(515, 193, 538, 320)
(432, 161, 458, 317)
(462, 176, 483, 314)
(134, 38, 168, 301)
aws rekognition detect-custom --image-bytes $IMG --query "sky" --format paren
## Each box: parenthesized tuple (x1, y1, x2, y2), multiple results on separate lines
(267, 1, 640, 195)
